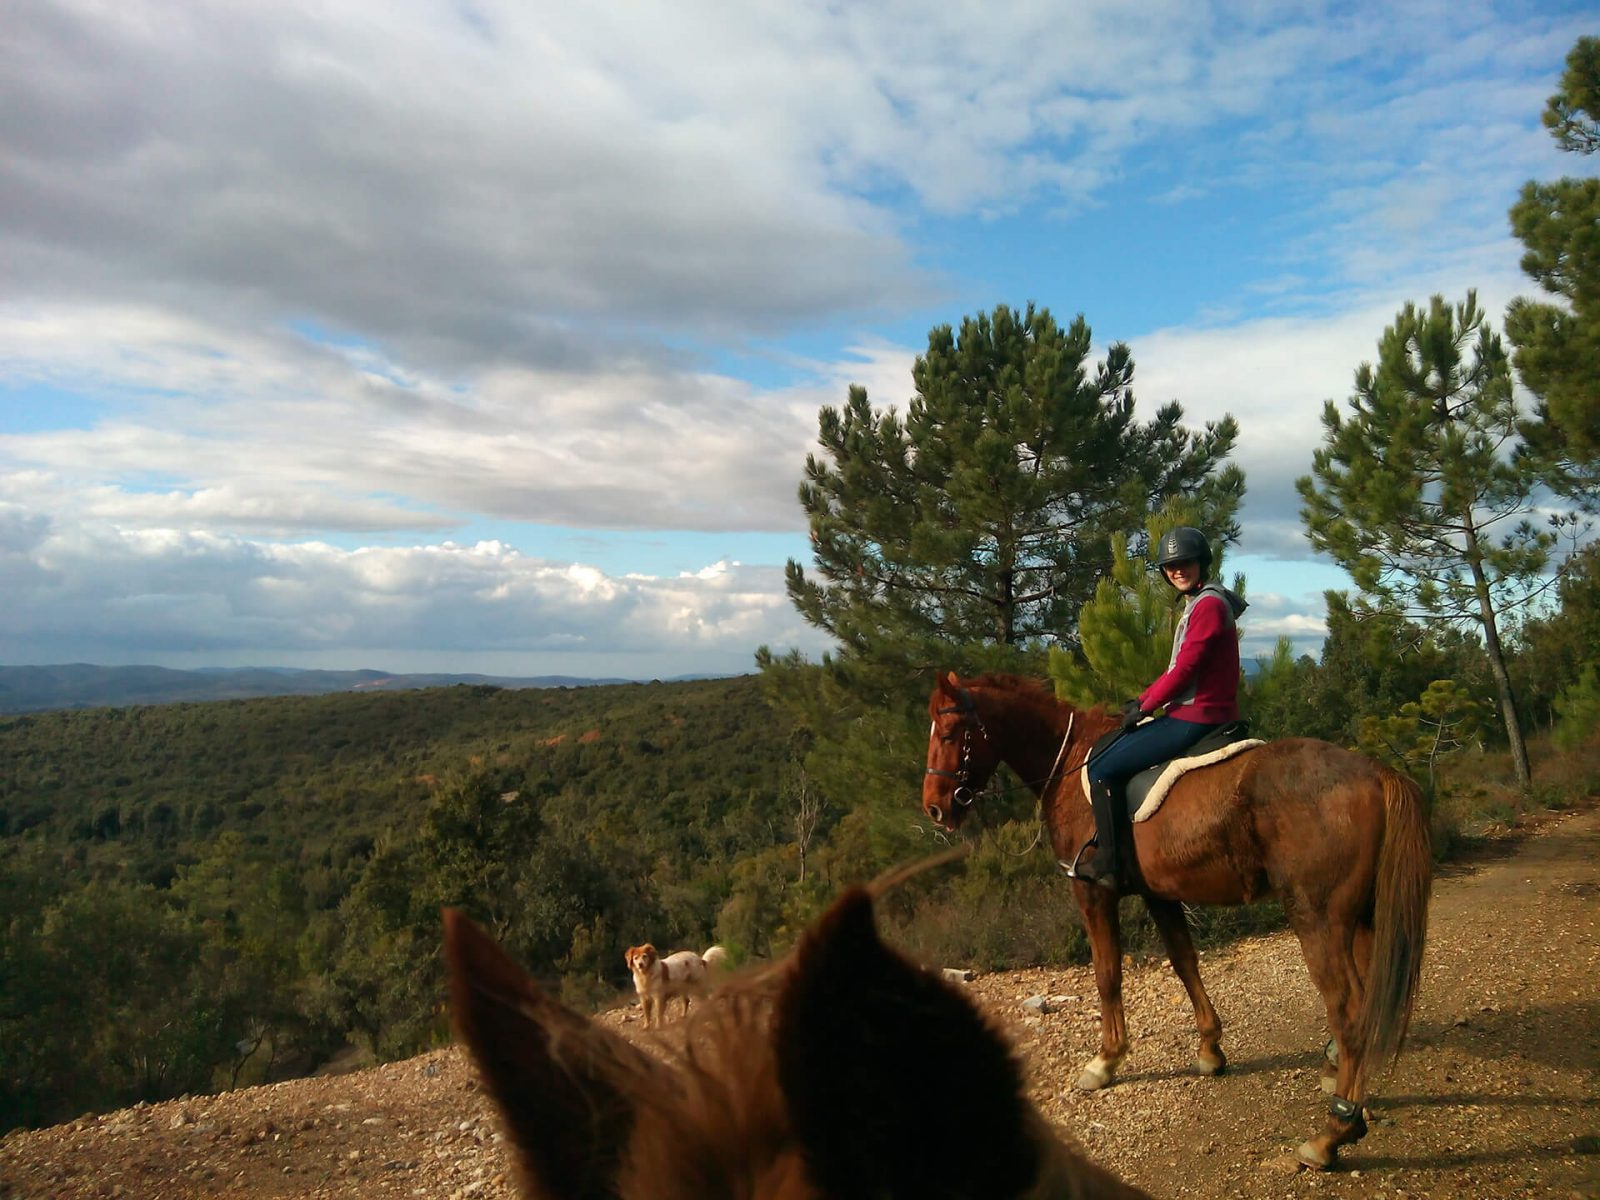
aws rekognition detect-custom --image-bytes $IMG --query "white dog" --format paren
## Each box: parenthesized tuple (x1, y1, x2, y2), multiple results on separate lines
(625, 942, 729, 1028)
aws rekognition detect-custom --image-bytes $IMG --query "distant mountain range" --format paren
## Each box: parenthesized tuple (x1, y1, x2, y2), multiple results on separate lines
(0, 663, 660, 714)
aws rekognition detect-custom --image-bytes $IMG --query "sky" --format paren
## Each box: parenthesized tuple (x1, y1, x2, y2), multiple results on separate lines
(2, 1, 1594, 680)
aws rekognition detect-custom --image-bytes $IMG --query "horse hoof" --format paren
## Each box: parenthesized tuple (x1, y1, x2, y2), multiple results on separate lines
(1195, 1050, 1226, 1077)
(1074, 1067, 1113, 1092)
(1296, 1140, 1334, 1170)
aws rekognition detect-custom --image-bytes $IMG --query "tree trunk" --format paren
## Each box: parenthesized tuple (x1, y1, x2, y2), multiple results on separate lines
(996, 563, 1016, 645)
(1469, 555, 1533, 792)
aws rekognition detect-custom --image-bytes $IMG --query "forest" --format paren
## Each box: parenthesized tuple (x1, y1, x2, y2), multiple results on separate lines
(0, 677, 810, 1131)
(4, 565, 1598, 1136)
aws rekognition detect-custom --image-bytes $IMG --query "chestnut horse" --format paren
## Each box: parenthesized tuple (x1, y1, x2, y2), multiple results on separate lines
(921, 672, 1431, 1170)
(446, 885, 1151, 1199)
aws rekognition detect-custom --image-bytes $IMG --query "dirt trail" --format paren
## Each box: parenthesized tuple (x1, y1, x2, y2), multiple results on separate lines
(1017, 802, 1600, 1198)
(3, 805, 1598, 1200)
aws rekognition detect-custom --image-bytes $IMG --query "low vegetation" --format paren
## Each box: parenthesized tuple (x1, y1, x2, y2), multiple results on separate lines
(5, 622, 1596, 1136)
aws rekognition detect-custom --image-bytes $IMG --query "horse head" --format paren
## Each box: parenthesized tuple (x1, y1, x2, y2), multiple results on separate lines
(923, 670, 1000, 831)
(445, 885, 1150, 1199)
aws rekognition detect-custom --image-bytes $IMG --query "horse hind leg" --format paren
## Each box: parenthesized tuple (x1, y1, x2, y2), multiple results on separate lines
(1292, 921, 1372, 1170)
(1146, 896, 1225, 1077)
(1320, 922, 1371, 1095)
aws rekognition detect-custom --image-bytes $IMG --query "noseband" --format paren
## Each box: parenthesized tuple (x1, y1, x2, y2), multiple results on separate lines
(925, 690, 990, 815)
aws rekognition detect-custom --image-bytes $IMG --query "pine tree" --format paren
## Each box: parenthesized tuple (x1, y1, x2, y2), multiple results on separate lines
(1357, 679, 1485, 795)
(1298, 292, 1551, 789)
(766, 304, 1244, 850)
(1540, 34, 1600, 153)
(1309, 592, 1491, 745)
(1506, 35, 1600, 503)
(1513, 541, 1600, 731)
(786, 303, 1243, 663)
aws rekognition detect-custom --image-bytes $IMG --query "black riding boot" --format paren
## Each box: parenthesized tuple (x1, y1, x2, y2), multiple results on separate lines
(1067, 779, 1123, 891)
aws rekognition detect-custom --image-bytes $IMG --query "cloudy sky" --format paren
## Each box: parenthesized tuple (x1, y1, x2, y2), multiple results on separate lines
(2, 1, 1592, 679)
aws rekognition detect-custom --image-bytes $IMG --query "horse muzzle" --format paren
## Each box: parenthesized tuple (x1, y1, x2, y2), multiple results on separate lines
(923, 772, 976, 829)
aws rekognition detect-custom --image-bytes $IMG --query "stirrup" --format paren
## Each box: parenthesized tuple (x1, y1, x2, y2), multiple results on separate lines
(1059, 835, 1096, 877)
(1060, 838, 1118, 890)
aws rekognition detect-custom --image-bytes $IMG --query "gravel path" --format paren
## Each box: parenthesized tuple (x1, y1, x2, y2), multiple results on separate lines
(4, 804, 1597, 1199)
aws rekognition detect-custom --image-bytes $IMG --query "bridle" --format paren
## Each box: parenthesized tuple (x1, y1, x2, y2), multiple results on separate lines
(924, 688, 1081, 828)
(925, 688, 991, 815)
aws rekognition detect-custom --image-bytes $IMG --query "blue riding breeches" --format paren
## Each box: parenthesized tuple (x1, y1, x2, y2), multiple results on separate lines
(1086, 716, 1221, 788)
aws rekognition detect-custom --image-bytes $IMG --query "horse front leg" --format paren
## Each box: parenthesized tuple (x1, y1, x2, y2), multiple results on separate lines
(1073, 883, 1128, 1091)
(1145, 896, 1225, 1077)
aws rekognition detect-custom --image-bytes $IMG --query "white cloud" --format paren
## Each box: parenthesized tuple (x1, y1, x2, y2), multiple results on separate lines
(17, 0, 1568, 367)
(1132, 258, 1539, 564)
(2, 0, 1588, 674)
(0, 505, 830, 675)
(0, 303, 824, 535)
(3, 0, 921, 362)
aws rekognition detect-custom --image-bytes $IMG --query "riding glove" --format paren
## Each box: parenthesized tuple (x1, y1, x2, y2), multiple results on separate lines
(1119, 699, 1146, 731)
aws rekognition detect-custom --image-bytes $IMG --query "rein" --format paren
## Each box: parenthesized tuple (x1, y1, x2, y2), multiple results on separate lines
(999, 711, 1077, 856)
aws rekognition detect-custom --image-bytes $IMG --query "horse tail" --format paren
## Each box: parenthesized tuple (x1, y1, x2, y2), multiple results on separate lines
(1358, 768, 1432, 1069)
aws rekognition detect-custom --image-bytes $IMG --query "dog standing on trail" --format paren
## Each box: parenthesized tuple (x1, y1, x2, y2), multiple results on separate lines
(625, 942, 728, 1028)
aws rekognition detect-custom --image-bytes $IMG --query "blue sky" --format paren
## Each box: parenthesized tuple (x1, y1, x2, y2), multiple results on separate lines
(1, 1, 1593, 679)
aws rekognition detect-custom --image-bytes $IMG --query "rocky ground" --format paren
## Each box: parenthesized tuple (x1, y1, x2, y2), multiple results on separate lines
(4, 803, 1598, 1200)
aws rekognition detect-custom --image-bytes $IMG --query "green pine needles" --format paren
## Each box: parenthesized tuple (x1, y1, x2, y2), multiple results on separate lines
(1298, 291, 1553, 788)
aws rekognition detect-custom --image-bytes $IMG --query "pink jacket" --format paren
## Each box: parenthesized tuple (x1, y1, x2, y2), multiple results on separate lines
(1138, 586, 1244, 723)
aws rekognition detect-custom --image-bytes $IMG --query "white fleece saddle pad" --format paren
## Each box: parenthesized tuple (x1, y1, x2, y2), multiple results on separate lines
(1078, 738, 1265, 822)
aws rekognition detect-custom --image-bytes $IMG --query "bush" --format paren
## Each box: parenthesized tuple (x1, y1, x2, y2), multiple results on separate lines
(878, 821, 1088, 972)
(1554, 665, 1600, 753)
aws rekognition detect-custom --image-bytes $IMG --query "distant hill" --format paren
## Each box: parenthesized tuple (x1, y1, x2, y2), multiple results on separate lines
(0, 663, 650, 713)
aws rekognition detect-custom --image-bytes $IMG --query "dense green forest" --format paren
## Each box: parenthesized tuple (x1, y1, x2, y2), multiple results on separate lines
(0, 676, 820, 1132)
(6, 570, 1598, 1136)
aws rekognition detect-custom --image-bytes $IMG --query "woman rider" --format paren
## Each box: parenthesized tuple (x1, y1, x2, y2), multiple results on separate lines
(1065, 526, 1247, 891)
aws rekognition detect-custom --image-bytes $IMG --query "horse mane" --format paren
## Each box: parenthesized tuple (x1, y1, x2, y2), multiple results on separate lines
(614, 976, 799, 1197)
(961, 671, 1050, 694)
(956, 672, 1109, 723)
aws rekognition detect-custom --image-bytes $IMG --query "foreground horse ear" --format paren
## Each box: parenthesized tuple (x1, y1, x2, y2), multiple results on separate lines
(444, 908, 658, 1200)
(773, 888, 1040, 1198)
(944, 669, 962, 691)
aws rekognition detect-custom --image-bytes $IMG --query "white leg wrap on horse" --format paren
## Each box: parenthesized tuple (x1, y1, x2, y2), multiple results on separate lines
(1074, 1055, 1117, 1092)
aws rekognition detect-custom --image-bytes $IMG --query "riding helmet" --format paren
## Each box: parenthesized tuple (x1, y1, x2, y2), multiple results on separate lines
(1151, 526, 1213, 571)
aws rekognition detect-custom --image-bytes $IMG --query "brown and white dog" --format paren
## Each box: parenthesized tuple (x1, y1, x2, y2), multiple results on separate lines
(625, 942, 729, 1028)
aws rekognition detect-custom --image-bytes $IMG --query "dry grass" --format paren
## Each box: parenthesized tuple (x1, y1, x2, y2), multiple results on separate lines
(1430, 727, 1600, 858)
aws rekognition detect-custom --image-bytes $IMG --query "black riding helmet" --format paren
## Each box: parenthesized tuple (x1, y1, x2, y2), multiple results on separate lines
(1151, 526, 1213, 573)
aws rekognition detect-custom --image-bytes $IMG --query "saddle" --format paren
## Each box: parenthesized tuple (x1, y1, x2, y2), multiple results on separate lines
(1077, 720, 1263, 823)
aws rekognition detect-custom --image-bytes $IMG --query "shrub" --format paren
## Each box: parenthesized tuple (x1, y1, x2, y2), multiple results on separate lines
(1554, 665, 1600, 753)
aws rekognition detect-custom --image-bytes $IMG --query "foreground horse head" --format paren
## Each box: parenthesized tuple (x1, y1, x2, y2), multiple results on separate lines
(445, 888, 1149, 1200)
(922, 670, 1431, 1171)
